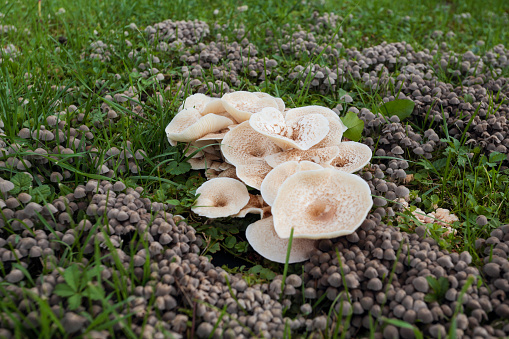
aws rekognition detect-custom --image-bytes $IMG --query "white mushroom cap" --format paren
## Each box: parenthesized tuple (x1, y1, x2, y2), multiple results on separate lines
(191, 178, 250, 218)
(246, 216, 316, 264)
(178, 93, 212, 113)
(261, 161, 322, 206)
(221, 121, 281, 166)
(253, 92, 285, 112)
(265, 146, 340, 168)
(235, 161, 273, 189)
(188, 153, 221, 170)
(272, 168, 373, 239)
(165, 108, 234, 146)
(234, 194, 271, 218)
(311, 118, 345, 148)
(221, 91, 279, 123)
(323, 141, 373, 173)
(250, 107, 329, 150)
(285, 106, 342, 124)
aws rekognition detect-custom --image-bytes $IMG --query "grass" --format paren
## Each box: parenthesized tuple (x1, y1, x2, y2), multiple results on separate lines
(1, 0, 509, 337)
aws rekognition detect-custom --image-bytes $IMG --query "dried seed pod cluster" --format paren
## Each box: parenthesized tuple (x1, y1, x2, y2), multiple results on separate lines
(166, 92, 374, 263)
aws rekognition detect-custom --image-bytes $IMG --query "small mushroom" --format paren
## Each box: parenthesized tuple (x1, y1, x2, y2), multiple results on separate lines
(261, 161, 322, 206)
(249, 107, 330, 150)
(272, 168, 373, 239)
(246, 216, 316, 263)
(0, 179, 14, 193)
(191, 178, 250, 218)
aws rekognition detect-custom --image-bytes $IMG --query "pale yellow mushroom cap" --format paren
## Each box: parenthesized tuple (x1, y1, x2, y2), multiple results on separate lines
(234, 194, 271, 218)
(191, 178, 250, 218)
(253, 92, 285, 112)
(246, 216, 316, 264)
(311, 118, 345, 149)
(285, 105, 342, 124)
(165, 108, 234, 145)
(323, 141, 373, 173)
(272, 168, 373, 239)
(265, 146, 340, 168)
(250, 107, 329, 151)
(221, 121, 281, 166)
(221, 91, 279, 123)
(235, 161, 273, 189)
(261, 161, 322, 206)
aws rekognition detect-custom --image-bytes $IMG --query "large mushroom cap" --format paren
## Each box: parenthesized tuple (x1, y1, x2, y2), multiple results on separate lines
(178, 93, 212, 113)
(250, 107, 329, 151)
(165, 108, 234, 146)
(265, 146, 340, 168)
(261, 161, 322, 206)
(221, 121, 281, 166)
(253, 92, 285, 112)
(235, 161, 273, 189)
(324, 141, 373, 173)
(221, 91, 279, 123)
(285, 106, 342, 124)
(192, 178, 250, 218)
(234, 194, 271, 218)
(272, 168, 373, 239)
(311, 118, 345, 148)
(246, 216, 316, 264)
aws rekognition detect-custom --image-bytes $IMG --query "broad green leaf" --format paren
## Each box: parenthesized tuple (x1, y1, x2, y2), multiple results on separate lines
(68, 294, 82, 310)
(54, 283, 76, 297)
(208, 242, 220, 253)
(10, 172, 32, 194)
(341, 112, 364, 142)
(379, 99, 415, 121)
(85, 283, 105, 300)
(438, 277, 450, 293)
(30, 185, 51, 203)
(224, 236, 236, 248)
(248, 265, 262, 274)
(489, 152, 506, 163)
(169, 161, 191, 175)
(63, 265, 80, 291)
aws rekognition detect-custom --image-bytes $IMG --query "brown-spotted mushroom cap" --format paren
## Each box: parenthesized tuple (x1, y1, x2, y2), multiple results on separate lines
(323, 141, 373, 173)
(192, 178, 250, 218)
(234, 194, 271, 218)
(165, 108, 234, 146)
(272, 168, 373, 239)
(253, 92, 285, 112)
(250, 107, 329, 150)
(246, 216, 316, 264)
(235, 161, 273, 189)
(178, 93, 212, 113)
(265, 146, 340, 168)
(221, 91, 279, 123)
(261, 161, 322, 206)
(311, 118, 345, 148)
(188, 153, 222, 170)
(221, 121, 281, 166)
(285, 106, 342, 124)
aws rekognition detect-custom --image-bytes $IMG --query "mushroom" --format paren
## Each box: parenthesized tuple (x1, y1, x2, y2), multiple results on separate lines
(311, 118, 346, 148)
(0, 179, 14, 193)
(165, 108, 234, 146)
(249, 107, 330, 150)
(191, 178, 250, 218)
(234, 194, 271, 218)
(178, 93, 213, 113)
(323, 141, 373, 173)
(253, 92, 285, 112)
(220, 121, 281, 166)
(246, 216, 316, 263)
(272, 168, 373, 239)
(235, 161, 273, 189)
(285, 106, 344, 125)
(221, 91, 279, 123)
(261, 161, 323, 206)
(264, 146, 340, 168)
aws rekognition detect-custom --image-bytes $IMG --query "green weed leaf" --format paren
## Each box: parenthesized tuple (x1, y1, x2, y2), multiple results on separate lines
(54, 283, 76, 297)
(68, 295, 82, 310)
(10, 172, 32, 194)
(224, 236, 236, 249)
(341, 112, 364, 141)
(379, 99, 415, 121)
(63, 265, 80, 291)
(30, 185, 51, 203)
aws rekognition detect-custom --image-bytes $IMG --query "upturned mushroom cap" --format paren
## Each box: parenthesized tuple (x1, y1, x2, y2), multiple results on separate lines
(311, 118, 345, 148)
(261, 161, 323, 206)
(246, 216, 316, 263)
(235, 161, 273, 189)
(253, 92, 285, 112)
(221, 121, 281, 166)
(285, 106, 342, 124)
(265, 146, 340, 168)
(188, 153, 221, 170)
(323, 141, 373, 173)
(272, 168, 373, 239)
(234, 194, 271, 218)
(191, 178, 250, 218)
(221, 91, 279, 123)
(250, 107, 329, 150)
(165, 108, 234, 146)
(178, 93, 212, 113)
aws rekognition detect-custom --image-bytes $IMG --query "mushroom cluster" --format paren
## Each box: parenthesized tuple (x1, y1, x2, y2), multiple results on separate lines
(165, 92, 374, 263)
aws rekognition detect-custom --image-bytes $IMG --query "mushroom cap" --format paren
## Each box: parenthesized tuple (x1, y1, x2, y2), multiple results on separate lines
(221, 91, 279, 123)
(191, 178, 250, 218)
(272, 168, 373, 239)
(0, 179, 14, 193)
(250, 107, 329, 151)
(178, 93, 212, 113)
(311, 118, 345, 148)
(285, 106, 342, 124)
(246, 216, 316, 264)
(323, 141, 373, 173)
(165, 108, 234, 146)
(261, 161, 323, 206)
(221, 121, 281, 166)
(196, 127, 232, 141)
(234, 194, 271, 218)
(188, 153, 221, 170)
(253, 92, 285, 112)
(265, 146, 340, 168)
(235, 161, 273, 189)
